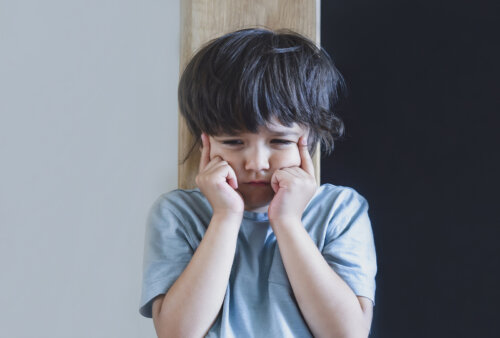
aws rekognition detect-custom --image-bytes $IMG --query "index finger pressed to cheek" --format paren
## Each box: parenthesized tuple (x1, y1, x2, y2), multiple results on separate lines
(298, 136, 315, 177)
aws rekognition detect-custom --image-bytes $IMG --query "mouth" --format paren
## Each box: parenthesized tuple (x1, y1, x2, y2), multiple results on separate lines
(245, 181, 270, 186)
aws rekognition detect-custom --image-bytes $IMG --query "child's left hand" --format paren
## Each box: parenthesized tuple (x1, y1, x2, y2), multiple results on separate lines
(268, 136, 318, 227)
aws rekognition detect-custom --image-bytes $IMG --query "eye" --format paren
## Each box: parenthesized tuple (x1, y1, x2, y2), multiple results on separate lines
(271, 139, 293, 145)
(221, 139, 243, 145)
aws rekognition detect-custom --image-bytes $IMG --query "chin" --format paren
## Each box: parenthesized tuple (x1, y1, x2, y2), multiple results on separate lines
(239, 186, 274, 212)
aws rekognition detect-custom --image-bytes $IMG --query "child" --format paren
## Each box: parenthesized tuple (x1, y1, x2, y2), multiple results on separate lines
(139, 28, 377, 337)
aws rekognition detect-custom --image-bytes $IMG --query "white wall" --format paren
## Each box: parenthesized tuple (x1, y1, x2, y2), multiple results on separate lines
(0, 1, 179, 337)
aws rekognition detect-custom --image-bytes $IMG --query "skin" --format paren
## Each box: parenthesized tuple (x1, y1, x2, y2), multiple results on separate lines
(152, 119, 373, 337)
(202, 118, 309, 216)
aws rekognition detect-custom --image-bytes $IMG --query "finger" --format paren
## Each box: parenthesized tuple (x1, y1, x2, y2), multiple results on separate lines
(224, 164, 239, 190)
(206, 157, 230, 172)
(209, 160, 238, 189)
(298, 136, 315, 177)
(203, 156, 224, 171)
(271, 169, 283, 193)
(271, 170, 279, 193)
(199, 133, 211, 172)
(281, 166, 304, 178)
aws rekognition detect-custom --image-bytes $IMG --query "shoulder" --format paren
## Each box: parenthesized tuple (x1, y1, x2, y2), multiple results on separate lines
(151, 188, 211, 216)
(311, 183, 369, 211)
(147, 188, 212, 231)
(304, 183, 371, 235)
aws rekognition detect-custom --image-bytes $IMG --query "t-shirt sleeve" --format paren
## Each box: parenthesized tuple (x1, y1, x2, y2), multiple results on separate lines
(321, 188, 377, 305)
(139, 194, 195, 318)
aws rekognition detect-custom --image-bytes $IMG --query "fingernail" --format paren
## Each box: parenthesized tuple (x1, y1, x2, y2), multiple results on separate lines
(301, 137, 307, 145)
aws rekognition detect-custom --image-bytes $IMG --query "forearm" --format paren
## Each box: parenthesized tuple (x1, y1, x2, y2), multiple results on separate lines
(272, 220, 369, 338)
(155, 212, 242, 337)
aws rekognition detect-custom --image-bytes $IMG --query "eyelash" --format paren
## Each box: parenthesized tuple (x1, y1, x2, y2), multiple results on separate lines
(221, 140, 242, 145)
(272, 139, 293, 145)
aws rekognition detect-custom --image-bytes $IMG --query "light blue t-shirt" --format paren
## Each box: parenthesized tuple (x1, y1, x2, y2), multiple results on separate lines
(139, 183, 377, 337)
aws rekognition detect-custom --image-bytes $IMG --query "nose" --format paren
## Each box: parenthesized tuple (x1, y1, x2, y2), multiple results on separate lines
(244, 146, 270, 171)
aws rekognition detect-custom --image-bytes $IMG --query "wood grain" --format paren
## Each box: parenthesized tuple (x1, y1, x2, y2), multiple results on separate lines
(179, 0, 320, 189)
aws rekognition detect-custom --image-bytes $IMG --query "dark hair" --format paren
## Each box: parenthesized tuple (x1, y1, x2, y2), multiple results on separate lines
(178, 28, 345, 162)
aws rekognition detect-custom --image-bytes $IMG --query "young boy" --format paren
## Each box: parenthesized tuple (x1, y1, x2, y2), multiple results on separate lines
(139, 28, 377, 337)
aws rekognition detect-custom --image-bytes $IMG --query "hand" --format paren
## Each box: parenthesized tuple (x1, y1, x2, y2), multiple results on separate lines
(195, 133, 245, 217)
(268, 136, 317, 226)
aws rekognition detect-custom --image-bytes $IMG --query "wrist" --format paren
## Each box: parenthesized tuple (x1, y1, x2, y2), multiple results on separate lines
(269, 216, 302, 231)
(212, 210, 244, 223)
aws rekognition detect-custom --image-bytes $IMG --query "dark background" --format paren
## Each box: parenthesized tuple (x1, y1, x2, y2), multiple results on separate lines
(321, 1, 499, 337)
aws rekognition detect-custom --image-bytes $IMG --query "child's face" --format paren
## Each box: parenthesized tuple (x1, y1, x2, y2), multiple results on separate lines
(208, 119, 309, 213)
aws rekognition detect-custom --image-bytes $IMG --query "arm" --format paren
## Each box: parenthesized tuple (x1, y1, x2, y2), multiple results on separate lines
(152, 212, 241, 338)
(272, 220, 372, 338)
(268, 137, 373, 337)
(152, 133, 245, 337)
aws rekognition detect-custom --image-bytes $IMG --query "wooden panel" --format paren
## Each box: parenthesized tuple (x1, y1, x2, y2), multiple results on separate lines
(179, 0, 320, 189)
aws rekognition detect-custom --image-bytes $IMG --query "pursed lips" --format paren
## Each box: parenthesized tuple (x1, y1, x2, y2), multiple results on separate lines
(245, 181, 270, 186)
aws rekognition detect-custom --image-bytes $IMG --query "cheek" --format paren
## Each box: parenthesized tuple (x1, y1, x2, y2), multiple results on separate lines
(209, 143, 225, 161)
(208, 138, 233, 162)
(209, 146, 239, 167)
(273, 148, 301, 168)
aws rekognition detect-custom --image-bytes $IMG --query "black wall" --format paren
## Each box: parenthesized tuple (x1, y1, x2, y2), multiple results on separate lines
(321, 1, 499, 337)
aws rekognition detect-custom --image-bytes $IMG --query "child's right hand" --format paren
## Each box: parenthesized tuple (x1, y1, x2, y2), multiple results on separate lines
(195, 133, 245, 217)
